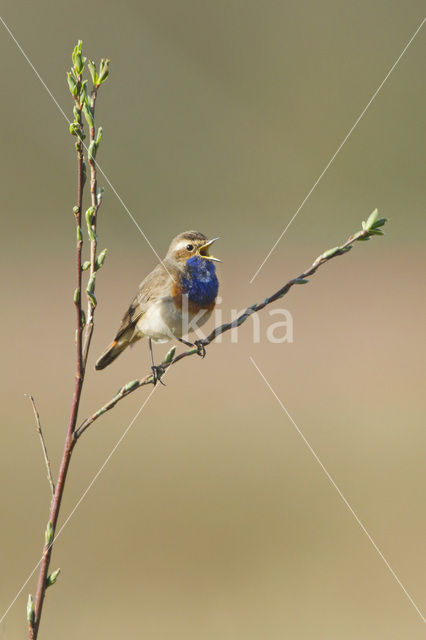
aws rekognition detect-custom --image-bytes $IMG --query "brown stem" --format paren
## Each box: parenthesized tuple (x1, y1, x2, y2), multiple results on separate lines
(30, 431, 77, 639)
(29, 108, 85, 640)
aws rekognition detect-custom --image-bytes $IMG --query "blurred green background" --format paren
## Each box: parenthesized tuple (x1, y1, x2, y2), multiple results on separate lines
(1, 1, 425, 638)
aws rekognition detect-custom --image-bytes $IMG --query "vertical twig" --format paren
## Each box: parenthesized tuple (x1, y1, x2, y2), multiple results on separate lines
(82, 86, 100, 366)
(25, 395, 55, 497)
(29, 43, 86, 640)
(28, 44, 110, 640)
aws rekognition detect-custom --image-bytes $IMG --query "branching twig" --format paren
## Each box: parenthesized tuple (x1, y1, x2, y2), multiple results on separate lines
(25, 395, 55, 497)
(28, 43, 109, 640)
(75, 211, 387, 439)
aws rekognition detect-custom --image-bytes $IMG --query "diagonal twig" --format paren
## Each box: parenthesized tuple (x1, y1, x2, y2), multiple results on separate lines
(74, 211, 387, 439)
(25, 395, 55, 497)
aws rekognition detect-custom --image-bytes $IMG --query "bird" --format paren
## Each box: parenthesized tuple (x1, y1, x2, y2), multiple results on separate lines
(95, 231, 221, 383)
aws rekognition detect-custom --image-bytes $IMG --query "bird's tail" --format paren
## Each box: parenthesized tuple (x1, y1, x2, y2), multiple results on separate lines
(95, 334, 133, 370)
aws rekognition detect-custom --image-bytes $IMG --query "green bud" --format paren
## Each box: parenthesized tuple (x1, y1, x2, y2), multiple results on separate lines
(45, 520, 54, 546)
(46, 568, 61, 588)
(98, 58, 110, 84)
(88, 140, 96, 161)
(74, 52, 83, 74)
(72, 41, 85, 74)
(76, 226, 83, 243)
(87, 291, 97, 307)
(27, 594, 35, 627)
(81, 260, 91, 270)
(95, 126, 103, 147)
(73, 288, 80, 304)
(371, 217, 387, 229)
(87, 273, 96, 294)
(67, 71, 78, 97)
(162, 345, 176, 364)
(95, 249, 107, 270)
(82, 103, 94, 129)
(85, 207, 96, 241)
(80, 80, 90, 108)
(365, 208, 379, 230)
(73, 206, 80, 214)
(73, 105, 80, 121)
(69, 122, 85, 139)
(293, 278, 308, 284)
(123, 380, 139, 393)
(80, 309, 86, 327)
(320, 247, 339, 260)
(88, 60, 98, 85)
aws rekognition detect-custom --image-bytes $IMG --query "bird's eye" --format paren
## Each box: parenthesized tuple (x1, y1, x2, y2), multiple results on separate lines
(186, 244, 194, 251)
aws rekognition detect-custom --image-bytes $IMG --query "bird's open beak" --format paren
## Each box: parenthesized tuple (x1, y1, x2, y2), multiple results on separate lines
(198, 237, 221, 262)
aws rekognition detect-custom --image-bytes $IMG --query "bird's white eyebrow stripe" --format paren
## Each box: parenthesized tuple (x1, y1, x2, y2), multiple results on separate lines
(174, 240, 192, 252)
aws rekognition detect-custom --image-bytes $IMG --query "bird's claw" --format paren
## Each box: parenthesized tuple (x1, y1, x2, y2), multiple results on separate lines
(151, 365, 166, 386)
(194, 339, 207, 358)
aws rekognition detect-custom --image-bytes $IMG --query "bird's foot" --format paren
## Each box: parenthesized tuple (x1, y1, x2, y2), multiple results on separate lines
(151, 365, 166, 386)
(194, 339, 208, 358)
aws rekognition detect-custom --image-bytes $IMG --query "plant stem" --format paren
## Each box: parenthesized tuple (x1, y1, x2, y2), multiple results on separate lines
(82, 88, 99, 366)
(29, 105, 85, 640)
(26, 395, 55, 497)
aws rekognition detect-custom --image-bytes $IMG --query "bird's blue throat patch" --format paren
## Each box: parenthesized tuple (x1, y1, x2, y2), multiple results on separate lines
(182, 256, 219, 307)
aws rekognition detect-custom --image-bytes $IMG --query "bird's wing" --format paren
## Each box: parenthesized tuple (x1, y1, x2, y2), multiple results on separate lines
(114, 262, 174, 340)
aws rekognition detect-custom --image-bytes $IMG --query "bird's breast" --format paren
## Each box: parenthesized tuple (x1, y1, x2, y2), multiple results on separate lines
(136, 295, 214, 341)
(177, 257, 219, 309)
(136, 298, 183, 342)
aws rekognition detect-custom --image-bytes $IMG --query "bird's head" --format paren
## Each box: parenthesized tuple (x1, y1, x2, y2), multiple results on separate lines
(167, 231, 221, 265)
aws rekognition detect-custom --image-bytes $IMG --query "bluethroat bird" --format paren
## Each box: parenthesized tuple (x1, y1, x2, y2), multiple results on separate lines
(95, 231, 221, 383)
